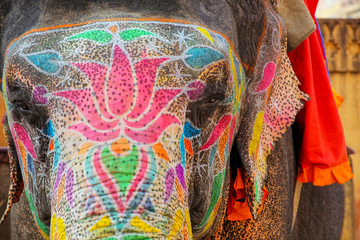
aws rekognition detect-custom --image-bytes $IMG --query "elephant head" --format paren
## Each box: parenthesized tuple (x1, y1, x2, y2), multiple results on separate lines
(0, 0, 307, 239)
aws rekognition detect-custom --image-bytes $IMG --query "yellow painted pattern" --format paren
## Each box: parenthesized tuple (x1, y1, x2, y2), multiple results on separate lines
(130, 216, 161, 233)
(57, 217, 67, 240)
(249, 111, 264, 157)
(229, 48, 242, 105)
(229, 48, 238, 94)
(197, 27, 214, 43)
(168, 209, 184, 239)
(185, 209, 192, 239)
(50, 214, 57, 239)
(90, 215, 112, 231)
(50, 215, 67, 240)
(238, 61, 244, 105)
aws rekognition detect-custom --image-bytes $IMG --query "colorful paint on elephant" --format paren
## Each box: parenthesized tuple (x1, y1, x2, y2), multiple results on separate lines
(3, 19, 245, 239)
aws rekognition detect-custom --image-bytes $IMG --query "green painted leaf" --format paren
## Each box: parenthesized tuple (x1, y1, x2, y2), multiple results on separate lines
(69, 30, 113, 44)
(255, 175, 259, 203)
(102, 146, 139, 192)
(123, 235, 150, 240)
(119, 29, 156, 41)
(197, 169, 225, 227)
(25, 190, 50, 235)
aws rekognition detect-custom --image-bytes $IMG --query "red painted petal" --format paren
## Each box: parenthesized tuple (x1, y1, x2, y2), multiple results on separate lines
(125, 114, 180, 144)
(200, 114, 232, 150)
(70, 62, 114, 120)
(127, 57, 169, 119)
(255, 62, 276, 92)
(125, 89, 182, 128)
(12, 123, 38, 161)
(69, 123, 120, 142)
(107, 45, 135, 116)
(54, 90, 119, 131)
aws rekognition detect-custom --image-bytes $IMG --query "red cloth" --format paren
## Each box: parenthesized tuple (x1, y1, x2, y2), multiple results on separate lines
(288, 0, 353, 186)
(227, 0, 352, 221)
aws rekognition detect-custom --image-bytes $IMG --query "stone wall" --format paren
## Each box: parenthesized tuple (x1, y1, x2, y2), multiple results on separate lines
(318, 19, 360, 73)
(318, 18, 360, 240)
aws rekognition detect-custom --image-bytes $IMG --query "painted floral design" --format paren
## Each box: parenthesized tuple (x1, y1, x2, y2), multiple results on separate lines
(3, 20, 247, 239)
(54, 45, 182, 144)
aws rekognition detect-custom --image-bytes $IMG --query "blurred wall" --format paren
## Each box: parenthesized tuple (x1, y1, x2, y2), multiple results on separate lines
(317, 0, 360, 18)
(0, 93, 10, 240)
(318, 18, 360, 239)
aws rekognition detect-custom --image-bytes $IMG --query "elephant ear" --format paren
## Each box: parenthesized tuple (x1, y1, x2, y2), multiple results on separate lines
(0, 116, 24, 224)
(0, 0, 22, 224)
(0, 0, 13, 74)
(235, 2, 308, 218)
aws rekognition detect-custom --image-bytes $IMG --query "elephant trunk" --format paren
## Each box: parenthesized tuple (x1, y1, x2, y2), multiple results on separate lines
(50, 141, 191, 239)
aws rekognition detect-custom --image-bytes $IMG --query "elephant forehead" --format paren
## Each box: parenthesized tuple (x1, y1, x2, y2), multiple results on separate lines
(4, 19, 242, 87)
(3, 19, 246, 147)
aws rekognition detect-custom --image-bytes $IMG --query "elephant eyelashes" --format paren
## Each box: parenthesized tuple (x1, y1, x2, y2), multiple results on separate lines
(188, 88, 228, 127)
(13, 100, 31, 112)
(7, 88, 47, 128)
(204, 93, 226, 104)
(8, 90, 32, 117)
(202, 82, 228, 105)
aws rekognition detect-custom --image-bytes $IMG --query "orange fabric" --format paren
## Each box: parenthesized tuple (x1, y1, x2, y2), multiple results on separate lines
(0, 96, 7, 147)
(332, 87, 344, 109)
(227, 169, 268, 221)
(288, 0, 353, 186)
(298, 160, 353, 186)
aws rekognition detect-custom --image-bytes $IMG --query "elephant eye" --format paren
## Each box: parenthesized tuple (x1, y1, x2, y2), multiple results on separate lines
(7, 84, 33, 114)
(13, 100, 31, 112)
(205, 94, 226, 104)
(7, 84, 48, 128)
(187, 90, 227, 127)
(10, 99, 47, 128)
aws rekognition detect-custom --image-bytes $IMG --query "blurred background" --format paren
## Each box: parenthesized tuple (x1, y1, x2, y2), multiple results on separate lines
(317, 0, 360, 239)
(317, 0, 360, 18)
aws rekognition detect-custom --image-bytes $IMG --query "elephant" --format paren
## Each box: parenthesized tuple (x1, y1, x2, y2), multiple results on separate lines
(0, 0, 352, 239)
